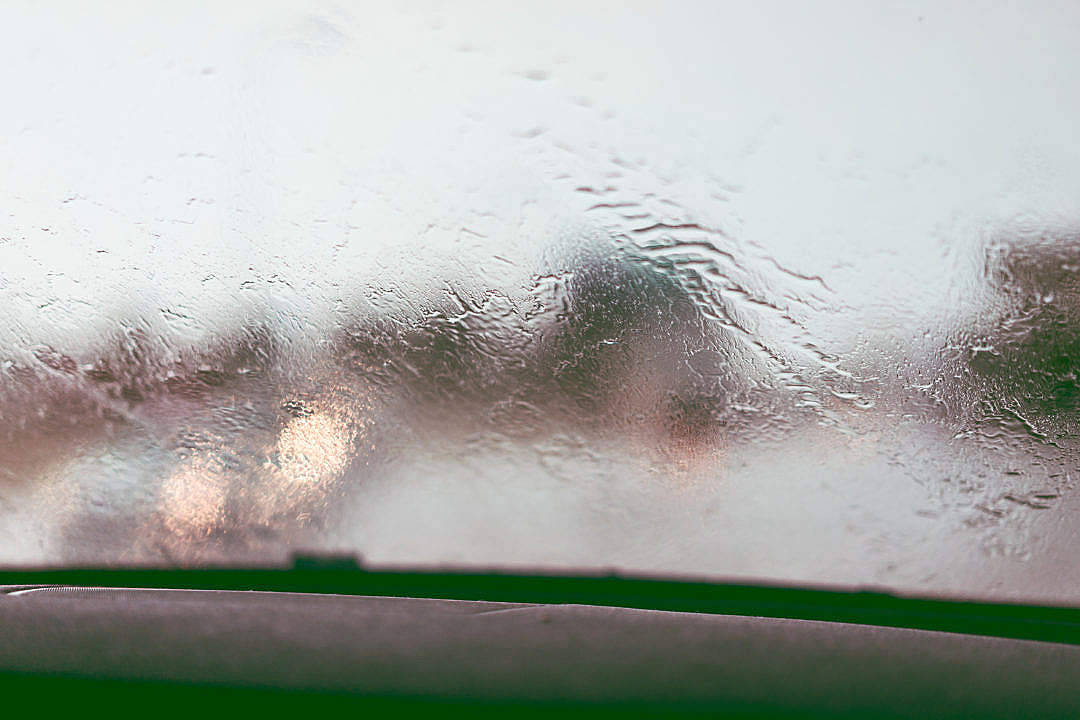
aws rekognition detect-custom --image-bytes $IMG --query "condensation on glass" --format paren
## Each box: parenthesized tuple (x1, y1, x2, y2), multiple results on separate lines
(2, 1, 1080, 601)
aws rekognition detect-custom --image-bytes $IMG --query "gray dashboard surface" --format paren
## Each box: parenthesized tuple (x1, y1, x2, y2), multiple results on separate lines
(2, 587, 1079, 717)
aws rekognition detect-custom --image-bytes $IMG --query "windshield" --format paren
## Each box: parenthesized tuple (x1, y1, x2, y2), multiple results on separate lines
(2, 0, 1080, 603)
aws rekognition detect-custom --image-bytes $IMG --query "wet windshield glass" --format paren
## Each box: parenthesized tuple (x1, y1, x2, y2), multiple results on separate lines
(2, 1, 1080, 602)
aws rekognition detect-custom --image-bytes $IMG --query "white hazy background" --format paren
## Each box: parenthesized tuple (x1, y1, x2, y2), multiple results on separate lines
(2, 1, 1080, 601)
